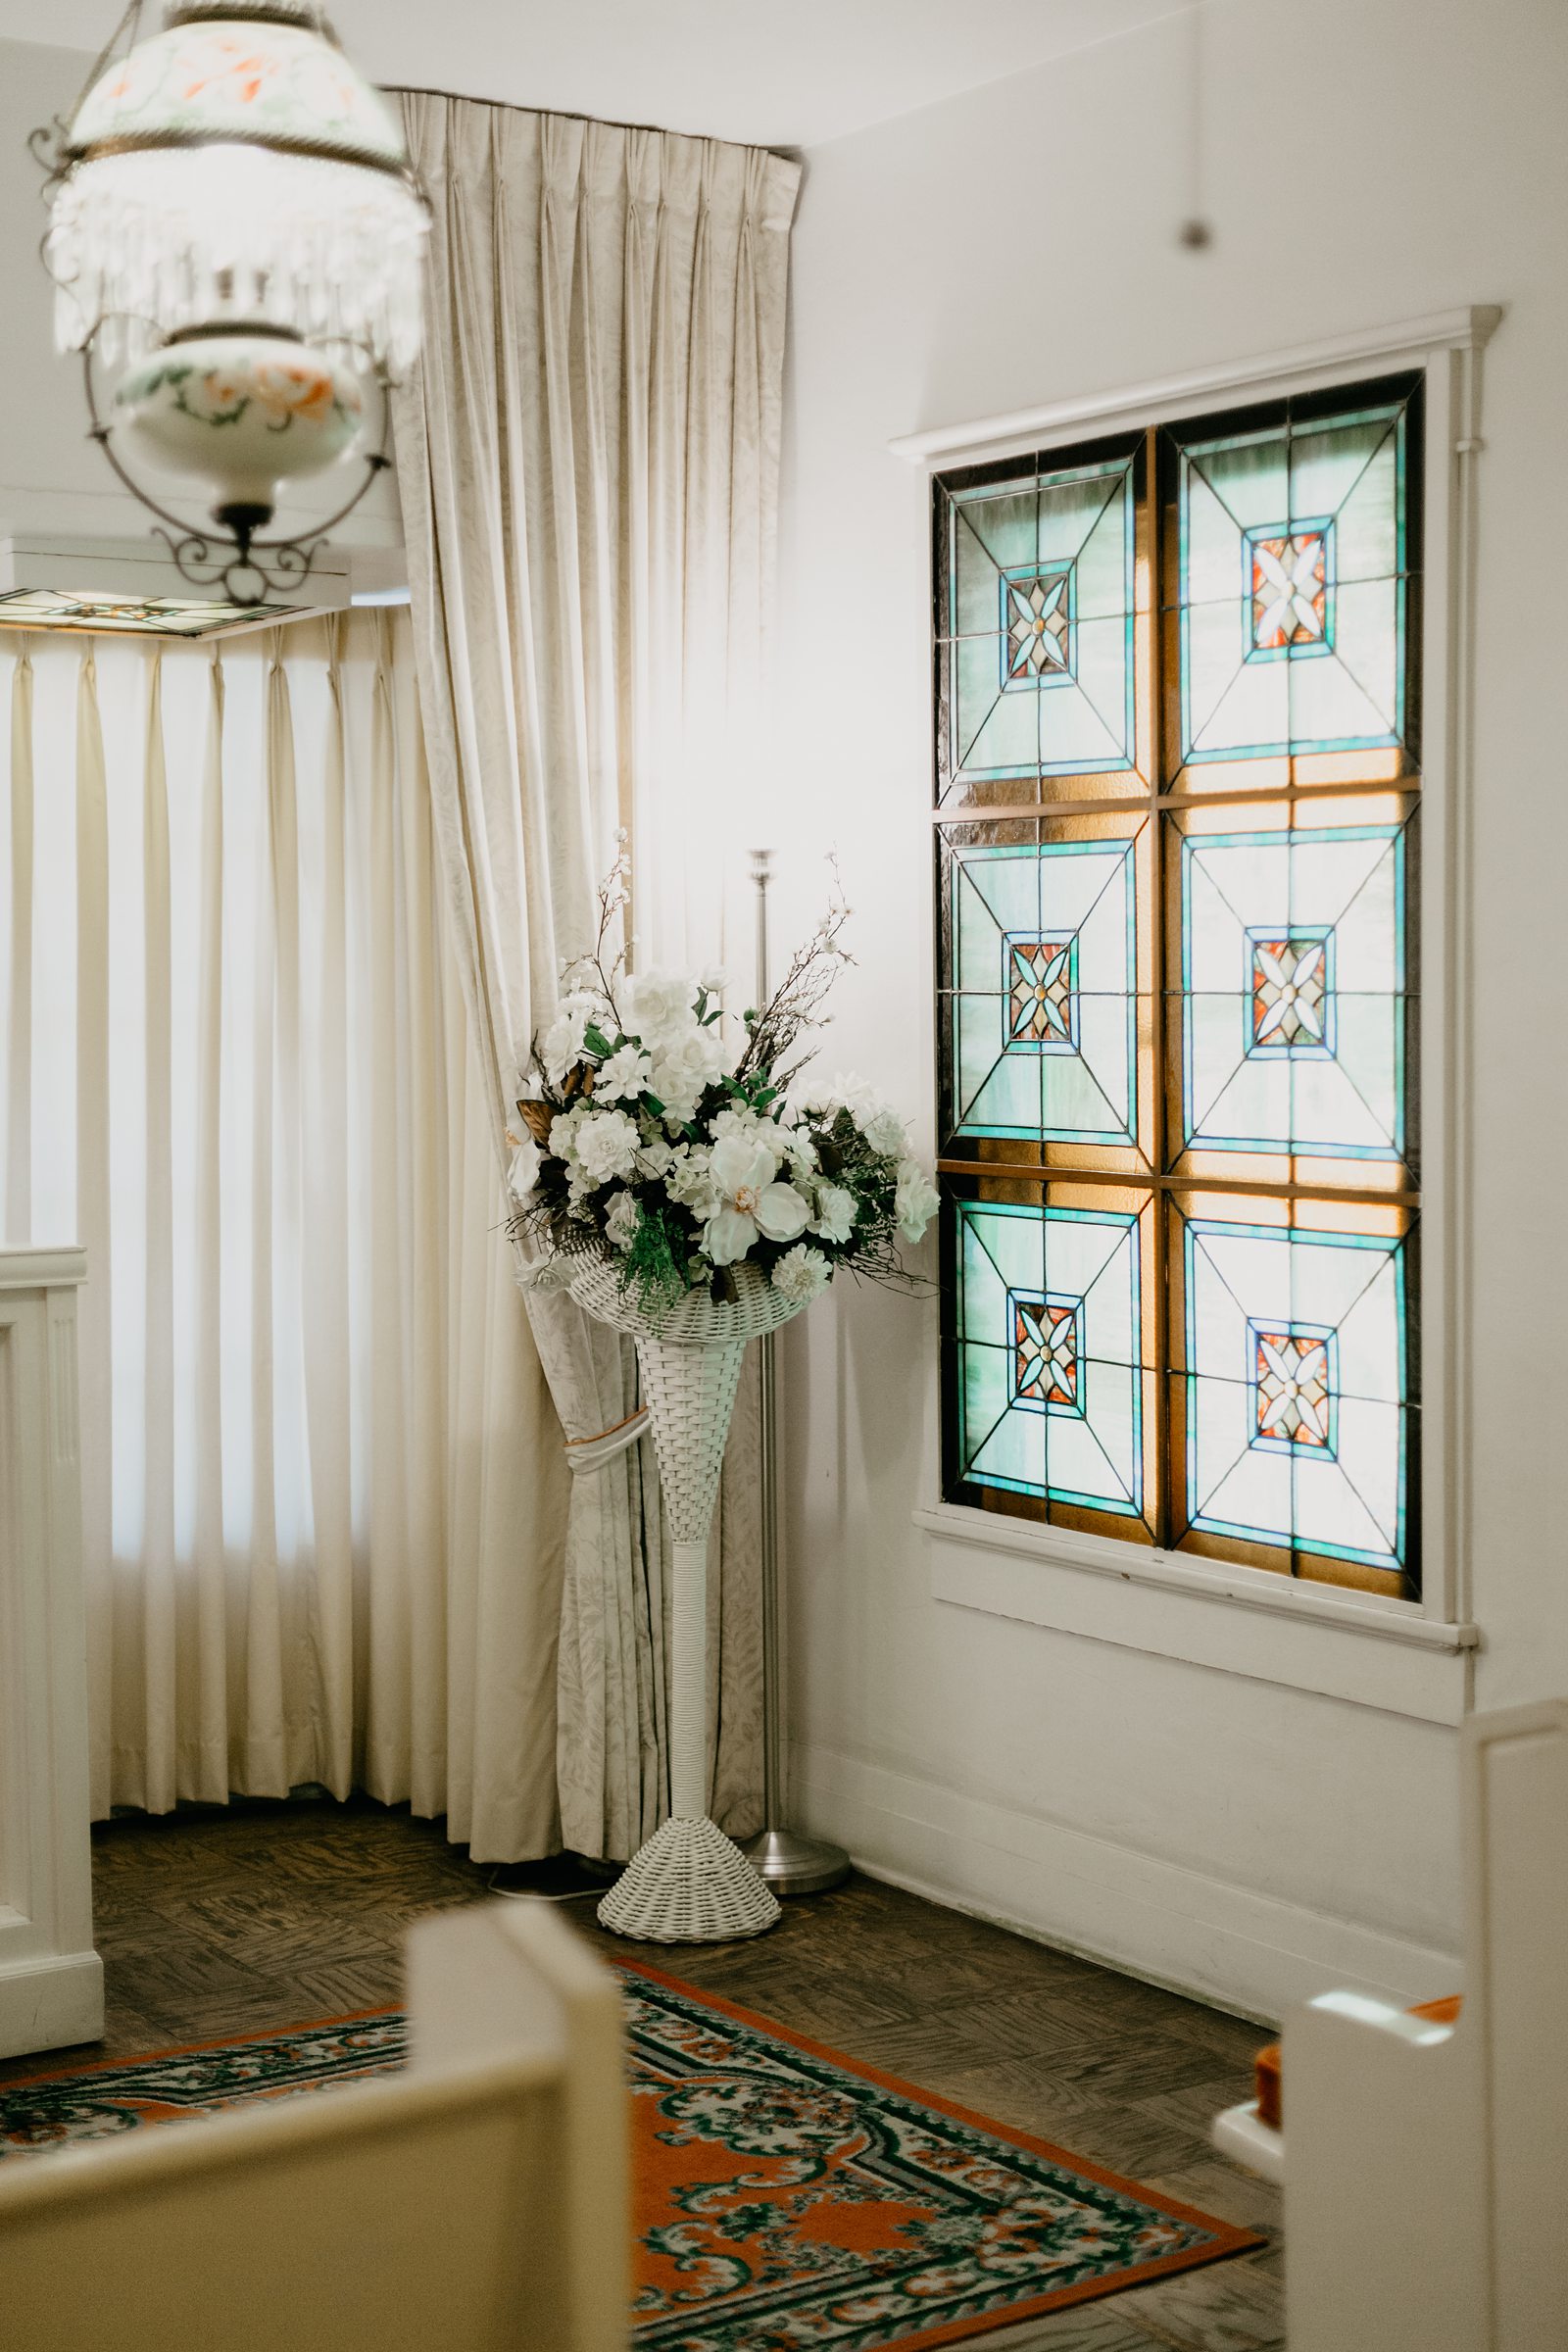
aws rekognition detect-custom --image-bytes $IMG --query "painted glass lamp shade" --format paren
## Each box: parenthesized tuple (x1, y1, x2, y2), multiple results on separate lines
(113, 328, 367, 524)
(45, 3, 427, 376)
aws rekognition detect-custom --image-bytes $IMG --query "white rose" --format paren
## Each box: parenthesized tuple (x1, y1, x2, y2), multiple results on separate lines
(863, 1104, 907, 1156)
(622, 968, 698, 1047)
(709, 1104, 783, 1164)
(809, 1183, 857, 1245)
(895, 1159, 941, 1244)
(595, 1043, 655, 1104)
(541, 990, 605, 1085)
(698, 963, 730, 994)
(770, 1243, 832, 1305)
(651, 1025, 728, 1125)
(573, 1108, 642, 1187)
(549, 1110, 583, 1164)
(508, 1135, 542, 1200)
(808, 1070, 880, 1124)
(635, 1135, 675, 1180)
(604, 1189, 641, 1251)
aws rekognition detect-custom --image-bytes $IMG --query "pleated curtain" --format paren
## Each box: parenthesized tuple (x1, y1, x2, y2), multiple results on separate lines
(391, 95, 801, 1860)
(0, 615, 571, 1856)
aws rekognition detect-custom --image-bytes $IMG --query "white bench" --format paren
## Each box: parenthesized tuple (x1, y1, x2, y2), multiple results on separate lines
(1215, 1697, 1568, 2351)
(0, 1899, 629, 2352)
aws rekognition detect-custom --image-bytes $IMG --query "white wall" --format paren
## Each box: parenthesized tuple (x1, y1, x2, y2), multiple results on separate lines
(773, 0, 1568, 2019)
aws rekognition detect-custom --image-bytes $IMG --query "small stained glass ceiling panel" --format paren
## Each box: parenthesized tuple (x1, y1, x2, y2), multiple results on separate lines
(1173, 1205, 1413, 1589)
(945, 454, 1137, 786)
(950, 834, 1142, 1148)
(1171, 390, 1413, 766)
(1174, 814, 1411, 1169)
(954, 1197, 1146, 1523)
(0, 590, 306, 637)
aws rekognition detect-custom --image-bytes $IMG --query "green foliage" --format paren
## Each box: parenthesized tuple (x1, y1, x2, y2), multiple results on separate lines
(619, 1200, 690, 1304)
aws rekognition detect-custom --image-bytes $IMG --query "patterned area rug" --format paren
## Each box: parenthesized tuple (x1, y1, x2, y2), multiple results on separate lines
(0, 1958, 1260, 2348)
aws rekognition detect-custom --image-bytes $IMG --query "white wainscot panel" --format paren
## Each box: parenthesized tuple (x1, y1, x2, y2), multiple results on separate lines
(0, 1250, 103, 2058)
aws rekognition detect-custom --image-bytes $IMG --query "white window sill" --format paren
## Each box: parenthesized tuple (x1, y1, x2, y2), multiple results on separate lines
(913, 1502, 1478, 1726)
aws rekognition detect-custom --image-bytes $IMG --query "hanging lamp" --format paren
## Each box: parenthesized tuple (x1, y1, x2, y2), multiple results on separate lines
(32, 2, 428, 606)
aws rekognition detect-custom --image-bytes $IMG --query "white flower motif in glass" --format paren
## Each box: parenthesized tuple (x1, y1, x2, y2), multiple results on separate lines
(1250, 936, 1328, 1050)
(1252, 1329, 1333, 1450)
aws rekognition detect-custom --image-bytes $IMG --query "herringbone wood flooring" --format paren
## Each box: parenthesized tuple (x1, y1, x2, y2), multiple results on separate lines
(0, 1799, 1283, 2349)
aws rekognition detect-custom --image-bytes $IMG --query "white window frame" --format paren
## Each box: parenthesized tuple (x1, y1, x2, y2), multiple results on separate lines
(892, 307, 1499, 1728)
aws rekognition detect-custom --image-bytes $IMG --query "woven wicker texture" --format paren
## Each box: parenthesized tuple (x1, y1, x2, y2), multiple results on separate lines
(635, 1338, 746, 1544)
(564, 1247, 806, 1347)
(596, 1811, 781, 1941)
(564, 1244, 806, 1942)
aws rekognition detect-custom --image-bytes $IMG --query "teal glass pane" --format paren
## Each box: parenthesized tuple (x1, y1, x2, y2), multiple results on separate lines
(1173, 393, 1412, 763)
(1177, 819, 1409, 1164)
(946, 456, 1136, 782)
(956, 1200, 1144, 1515)
(951, 838, 1139, 1146)
(1180, 1213, 1410, 1575)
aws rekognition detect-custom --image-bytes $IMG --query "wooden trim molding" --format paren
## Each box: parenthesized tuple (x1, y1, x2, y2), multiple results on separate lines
(888, 307, 1503, 470)
(915, 1501, 1477, 1727)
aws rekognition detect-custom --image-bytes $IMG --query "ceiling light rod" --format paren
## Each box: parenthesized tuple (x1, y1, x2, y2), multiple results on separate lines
(30, 0, 428, 609)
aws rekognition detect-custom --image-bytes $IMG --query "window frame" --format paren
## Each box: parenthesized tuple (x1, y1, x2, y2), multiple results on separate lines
(893, 308, 1497, 1701)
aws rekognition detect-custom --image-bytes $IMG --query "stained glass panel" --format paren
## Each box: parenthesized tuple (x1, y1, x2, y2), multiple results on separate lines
(1169, 805, 1414, 1175)
(951, 1193, 1152, 1531)
(946, 825, 1150, 1151)
(1169, 1200, 1415, 1592)
(934, 375, 1425, 1596)
(940, 448, 1141, 791)
(1167, 388, 1415, 769)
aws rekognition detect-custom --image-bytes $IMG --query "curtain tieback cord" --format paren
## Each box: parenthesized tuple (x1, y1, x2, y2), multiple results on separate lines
(564, 1405, 652, 1474)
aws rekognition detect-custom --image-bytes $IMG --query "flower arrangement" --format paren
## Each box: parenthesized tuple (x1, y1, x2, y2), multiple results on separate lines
(508, 851, 940, 1312)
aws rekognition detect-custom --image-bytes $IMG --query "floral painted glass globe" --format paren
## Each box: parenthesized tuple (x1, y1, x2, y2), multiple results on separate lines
(33, 2, 428, 592)
(43, 2, 428, 376)
(113, 329, 367, 533)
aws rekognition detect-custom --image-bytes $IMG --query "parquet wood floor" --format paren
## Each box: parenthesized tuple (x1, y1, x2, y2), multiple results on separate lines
(0, 1798, 1283, 2350)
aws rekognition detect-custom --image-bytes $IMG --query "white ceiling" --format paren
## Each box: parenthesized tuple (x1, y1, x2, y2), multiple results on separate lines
(2, 0, 1185, 149)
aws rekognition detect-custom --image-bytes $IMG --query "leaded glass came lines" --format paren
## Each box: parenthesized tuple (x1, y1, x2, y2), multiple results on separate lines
(934, 374, 1423, 1597)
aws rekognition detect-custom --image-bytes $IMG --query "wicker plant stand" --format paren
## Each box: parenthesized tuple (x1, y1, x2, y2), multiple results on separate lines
(565, 1249, 804, 1942)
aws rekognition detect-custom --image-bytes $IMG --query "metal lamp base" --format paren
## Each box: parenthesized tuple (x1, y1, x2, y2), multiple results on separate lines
(740, 1827, 851, 1898)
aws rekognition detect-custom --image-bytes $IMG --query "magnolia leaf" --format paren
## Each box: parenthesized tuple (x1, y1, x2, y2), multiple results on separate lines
(516, 1099, 554, 1145)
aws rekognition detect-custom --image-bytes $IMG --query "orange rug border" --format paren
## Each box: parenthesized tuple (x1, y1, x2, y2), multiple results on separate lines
(4, 1966, 1264, 2346)
(617, 1956, 1264, 2344)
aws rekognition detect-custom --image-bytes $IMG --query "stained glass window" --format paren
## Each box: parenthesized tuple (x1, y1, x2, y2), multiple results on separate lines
(936, 375, 1422, 1598)
(937, 444, 1147, 804)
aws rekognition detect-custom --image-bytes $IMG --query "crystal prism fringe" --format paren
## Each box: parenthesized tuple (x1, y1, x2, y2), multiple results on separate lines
(49, 150, 427, 374)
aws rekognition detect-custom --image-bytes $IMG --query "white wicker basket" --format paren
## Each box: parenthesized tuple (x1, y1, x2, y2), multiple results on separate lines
(563, 1246, 805, 1347)
(564, 1242, 809, 1943)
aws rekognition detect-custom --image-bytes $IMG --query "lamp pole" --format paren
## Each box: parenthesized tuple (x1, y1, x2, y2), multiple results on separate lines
(741, 849, 851, 1897)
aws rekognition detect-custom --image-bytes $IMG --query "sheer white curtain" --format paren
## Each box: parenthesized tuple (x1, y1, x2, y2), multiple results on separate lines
(0, 614, 570, 1854)
(392, 95, 801, 1860)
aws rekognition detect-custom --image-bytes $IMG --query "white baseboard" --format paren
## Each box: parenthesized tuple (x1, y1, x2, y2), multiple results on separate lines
(0, 1952, 105, 2062)
(792, 1741, 1461, 2027)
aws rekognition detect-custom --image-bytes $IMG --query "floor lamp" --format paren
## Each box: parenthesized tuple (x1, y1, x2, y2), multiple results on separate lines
(740, 850, 852, 1897)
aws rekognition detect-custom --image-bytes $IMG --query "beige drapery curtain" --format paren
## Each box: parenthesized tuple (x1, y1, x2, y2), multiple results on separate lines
(0, 616, 570, 1856)
(392, 93, 801, 1859)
